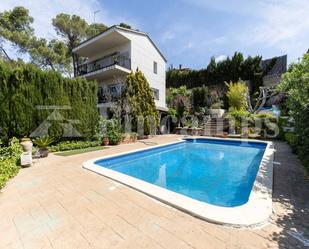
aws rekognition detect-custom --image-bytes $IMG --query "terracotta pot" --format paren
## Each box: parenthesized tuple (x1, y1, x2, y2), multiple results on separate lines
(20, 141, 33, 153)
(103, 137, 109, 146)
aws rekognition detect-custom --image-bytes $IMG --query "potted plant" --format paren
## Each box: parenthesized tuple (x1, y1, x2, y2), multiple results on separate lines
(20, 137, 33, 153)
(102, 137, 109, 146)
(209, 101, 225, 118)
(33, 136, 54, 158)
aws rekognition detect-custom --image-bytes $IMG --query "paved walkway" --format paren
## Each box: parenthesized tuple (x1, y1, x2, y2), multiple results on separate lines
(0, 135, 308, 249)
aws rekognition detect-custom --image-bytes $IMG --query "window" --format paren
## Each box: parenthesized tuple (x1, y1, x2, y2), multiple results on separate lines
(152, 88, 159, 100)
(108, 84, 122, 98)
(153, 61, 157, 74)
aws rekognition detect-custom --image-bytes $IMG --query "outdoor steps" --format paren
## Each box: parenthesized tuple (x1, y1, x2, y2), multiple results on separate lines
(203, 118, 229, 136)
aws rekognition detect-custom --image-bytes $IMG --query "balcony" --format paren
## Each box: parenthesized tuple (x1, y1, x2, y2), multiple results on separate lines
(76, 53, 131, 79)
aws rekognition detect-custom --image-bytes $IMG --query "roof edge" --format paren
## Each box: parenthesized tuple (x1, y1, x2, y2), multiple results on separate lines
(73, 25, 167, 62)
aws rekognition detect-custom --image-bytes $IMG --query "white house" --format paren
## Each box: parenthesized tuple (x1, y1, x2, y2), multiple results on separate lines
(72, 25, 167, 117)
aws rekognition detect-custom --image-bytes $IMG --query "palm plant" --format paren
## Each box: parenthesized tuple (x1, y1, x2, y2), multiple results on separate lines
(33, 136, 54, 157)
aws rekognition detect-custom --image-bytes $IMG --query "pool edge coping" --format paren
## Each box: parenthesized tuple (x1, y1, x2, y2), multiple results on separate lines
(83, 137, 274, 228)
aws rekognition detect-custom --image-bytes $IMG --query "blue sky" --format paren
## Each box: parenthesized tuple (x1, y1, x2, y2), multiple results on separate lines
(1, 0, 308, 69)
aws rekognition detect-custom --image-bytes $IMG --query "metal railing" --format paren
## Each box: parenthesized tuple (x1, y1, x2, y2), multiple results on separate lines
(77, 53, 130, 76)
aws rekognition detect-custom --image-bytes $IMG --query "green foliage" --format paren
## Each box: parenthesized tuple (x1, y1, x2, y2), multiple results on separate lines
(48, 140, 101, 152)
(0, 7, 108, 75)
(33, 136, 55, 149)
(191, 85, 209, 110)
(278, 54, 309, 170)
(94, 117, 123, 145)
(166, 86, 191, 107)
(52, 13, 107, 50)
(117, 70, 159, 135)
(211, 100, 223, 109)
(284, 132, 297, 148)
(0, 137, 22, 189)
(119, 23, 132, 29)
(0, 7, 72, 73)
(0, 6, 34, 54)
(249, 113, 278, 137)
(167, 52, 263, 94)
(226, 81, 248, 111)
(227, 109, 250, 133)
(86, 23, 108, 38)
(166, 86, 191, 125)
(0, 60, 99, 140)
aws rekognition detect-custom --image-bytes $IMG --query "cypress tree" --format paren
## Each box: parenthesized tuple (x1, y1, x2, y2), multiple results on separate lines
(118, 70, 158, 135)
(0, 60, 98, 141)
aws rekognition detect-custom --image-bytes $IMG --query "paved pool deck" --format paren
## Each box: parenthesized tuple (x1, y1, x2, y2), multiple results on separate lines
(1, 135, 308, 249)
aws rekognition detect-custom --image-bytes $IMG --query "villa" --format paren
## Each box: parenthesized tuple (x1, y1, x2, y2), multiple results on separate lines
(72, 25, 168, 117)
(1, 4, 309, 248)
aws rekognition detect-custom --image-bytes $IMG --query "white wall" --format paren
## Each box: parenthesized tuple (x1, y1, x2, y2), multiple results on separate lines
(118, 30, 166, 109)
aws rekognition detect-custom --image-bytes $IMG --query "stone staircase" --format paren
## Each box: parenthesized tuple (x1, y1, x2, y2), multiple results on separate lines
(202, 118, 229, 136)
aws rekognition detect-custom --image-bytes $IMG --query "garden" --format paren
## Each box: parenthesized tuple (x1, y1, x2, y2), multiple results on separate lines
(0, 59, 157, 188)
(166, 53, 309, 171)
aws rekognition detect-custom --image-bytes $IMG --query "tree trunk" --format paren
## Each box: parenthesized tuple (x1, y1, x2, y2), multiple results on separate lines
(0, 46, 12, 61)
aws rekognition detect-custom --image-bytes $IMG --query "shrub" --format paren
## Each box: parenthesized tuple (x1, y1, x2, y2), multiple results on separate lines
(278, 53, 309, 170)
(191, 85, 209, 110)
(226, 80, 248, 111)
(0, 60, 99, 140)
(116, 70, 158, 135)
(33, 136, 55, 149)
(211, 100, 223, 109)
(106, 119, 122, 145)
(249, 113, 278, 137)
(0, 137, 22, 189)
(227, 109, 250, 133)
(284, 132, 297, 147)
(93, 117, 123, 145)
(167, 86, 191, 126)
(48, 140, 101, 152)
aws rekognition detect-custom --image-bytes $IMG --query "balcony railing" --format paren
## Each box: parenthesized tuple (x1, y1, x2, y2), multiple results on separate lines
(77, 53, 131, 76)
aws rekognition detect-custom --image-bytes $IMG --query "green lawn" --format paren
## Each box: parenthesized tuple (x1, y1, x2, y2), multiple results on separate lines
(54, 146, 107, 156)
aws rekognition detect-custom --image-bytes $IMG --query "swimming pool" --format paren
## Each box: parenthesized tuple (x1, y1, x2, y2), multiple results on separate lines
(83, 137, 274, 227)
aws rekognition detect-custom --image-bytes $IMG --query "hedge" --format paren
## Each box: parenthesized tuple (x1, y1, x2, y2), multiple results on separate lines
(0, 60, 99, 141)
(48, 140, 102, 152)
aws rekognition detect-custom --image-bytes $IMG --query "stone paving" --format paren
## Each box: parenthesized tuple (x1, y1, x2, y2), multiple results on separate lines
(0, 135, 308, 249)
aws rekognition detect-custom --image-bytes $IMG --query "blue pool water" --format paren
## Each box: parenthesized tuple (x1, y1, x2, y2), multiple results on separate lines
(95, 139, 266, 207)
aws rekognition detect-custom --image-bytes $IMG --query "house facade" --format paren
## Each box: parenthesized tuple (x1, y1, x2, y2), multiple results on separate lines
(72, 25, 167, 117)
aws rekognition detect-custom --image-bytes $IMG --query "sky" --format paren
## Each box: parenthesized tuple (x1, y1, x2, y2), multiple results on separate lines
(1, 0, 308, 69)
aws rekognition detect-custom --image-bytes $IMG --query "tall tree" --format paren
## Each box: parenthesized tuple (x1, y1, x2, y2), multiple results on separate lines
(119, 23, 131, 29)
(0, 7, 109, 76)
(0, 6, 34, 57)
(117, 70, 159, 135)
(0, 6, 71, 74)
(52, 13, 108, 75)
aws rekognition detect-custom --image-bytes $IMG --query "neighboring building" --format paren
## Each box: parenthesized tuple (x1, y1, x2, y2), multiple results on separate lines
(261, 55, 287, 87)
(72, 25, 167, 117)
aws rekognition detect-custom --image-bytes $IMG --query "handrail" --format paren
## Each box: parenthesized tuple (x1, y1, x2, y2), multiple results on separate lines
(77, 54, 130, 76)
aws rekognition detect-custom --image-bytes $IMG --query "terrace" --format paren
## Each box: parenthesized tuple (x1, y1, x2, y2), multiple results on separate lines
(76, 53, 131, 79)
(1, 135, 308, 248)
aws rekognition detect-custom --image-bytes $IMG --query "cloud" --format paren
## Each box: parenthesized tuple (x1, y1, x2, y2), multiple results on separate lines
(179, 0, 309, 63)
(215, 55, 227, 62)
